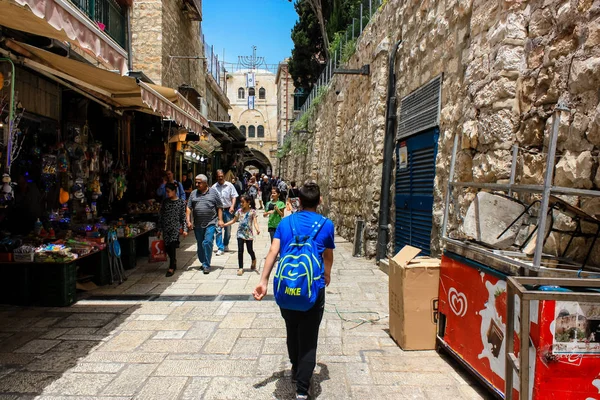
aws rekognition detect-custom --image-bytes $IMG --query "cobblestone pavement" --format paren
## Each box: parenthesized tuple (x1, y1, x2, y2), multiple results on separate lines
(0, 215, 490, 399)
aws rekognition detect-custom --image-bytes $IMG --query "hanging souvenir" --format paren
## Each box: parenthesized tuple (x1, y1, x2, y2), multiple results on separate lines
(116, 174, 127, 200)
(81, 123, 90, 150)
(102, 151, 113, 174)
(0, 174, 14, 206)
(72, 177, 86, 204)
(30, 134, 41, 157)
(59, 187, 69, 204)
(41, 154, 57, 193)
(57, 147, 69, 173)
(108, 175, 117, 203)
(89, 174, 102, 200)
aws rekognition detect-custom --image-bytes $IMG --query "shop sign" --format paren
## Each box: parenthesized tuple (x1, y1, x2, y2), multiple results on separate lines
(553, 301, 600, 355)
(398, 142, 408, 170)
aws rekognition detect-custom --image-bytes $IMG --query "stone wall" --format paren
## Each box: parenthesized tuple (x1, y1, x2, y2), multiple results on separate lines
(131, 0, 163, 84)
(131, 0, 204, 95)
(206, 75, 230, 122)
(162, 0, 204, 95)
(281, 0, 600, 263)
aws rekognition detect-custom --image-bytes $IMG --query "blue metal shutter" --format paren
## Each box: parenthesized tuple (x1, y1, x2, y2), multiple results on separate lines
(394, 128, 439, 255)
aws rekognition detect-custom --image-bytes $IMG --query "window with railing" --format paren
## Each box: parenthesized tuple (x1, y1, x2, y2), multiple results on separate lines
(69, 0, 127, 48)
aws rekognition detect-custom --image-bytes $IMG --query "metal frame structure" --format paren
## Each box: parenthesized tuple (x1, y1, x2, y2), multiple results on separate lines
(441, 102, 600, 274)
(505, 276, 600, 400)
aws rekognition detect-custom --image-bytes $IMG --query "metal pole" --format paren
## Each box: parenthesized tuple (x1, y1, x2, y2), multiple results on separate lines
(0, 58, 15, 173)
(360, 4, 363, 32)
(442, 134, 460, 239)
(334, 50, 338, 69)
(532, 102, 569, 270)
(519, 298, 531, 399)
(369, 0, 372, 19)
(505, 281, 516, 400)
(509, 144, 518, 197)
(352, 18, 355, 38)
(329, 58, 333, 80)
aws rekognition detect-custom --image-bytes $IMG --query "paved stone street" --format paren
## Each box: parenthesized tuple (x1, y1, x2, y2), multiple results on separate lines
(0, 216, 489, 399)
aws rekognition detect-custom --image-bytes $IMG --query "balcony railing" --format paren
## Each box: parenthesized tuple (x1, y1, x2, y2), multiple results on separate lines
(69, 0, 127, 49)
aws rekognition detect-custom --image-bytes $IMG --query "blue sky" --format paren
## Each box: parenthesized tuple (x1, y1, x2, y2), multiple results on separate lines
(202, 0, 298, 67)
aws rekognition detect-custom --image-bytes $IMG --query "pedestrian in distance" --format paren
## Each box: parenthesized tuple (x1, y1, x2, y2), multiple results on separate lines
(186, 174, 224, 274)
(248, 176, 259, 208)
(278, 178, 288, 202)
(157, 182, 188, 277)
(156, 170, 186, 200)
(253, 181, 335, 400)
(212, 169, 238, 256)
(222, 194, 261, 276)
(260, 175, 272, 212)
(264, 187, 286, 243)
(182, 171, 194, 200)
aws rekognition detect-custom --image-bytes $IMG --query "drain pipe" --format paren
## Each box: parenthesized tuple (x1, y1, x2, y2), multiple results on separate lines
(376, 39, 402, 263)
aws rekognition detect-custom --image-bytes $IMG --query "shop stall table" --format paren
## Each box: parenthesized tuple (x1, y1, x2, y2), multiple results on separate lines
(117, 229, 156, 270)
(0, 248, 109, 307)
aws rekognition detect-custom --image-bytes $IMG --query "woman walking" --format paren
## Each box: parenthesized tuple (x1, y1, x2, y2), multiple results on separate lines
(247, 176, 259, 209)
(264, 187, 286, 242)
(223, 194, 261, 276)
(157, 182, 188, 277)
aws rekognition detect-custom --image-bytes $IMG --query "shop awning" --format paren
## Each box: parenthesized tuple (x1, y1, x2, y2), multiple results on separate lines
(139, 82, 208, 134)
(0, 0, 128, 74)
(3, 40, 208, 132)
(209, 121, 246, 143)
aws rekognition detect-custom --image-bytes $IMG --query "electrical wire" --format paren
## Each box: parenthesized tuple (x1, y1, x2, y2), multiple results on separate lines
(326, 303, 387, 329)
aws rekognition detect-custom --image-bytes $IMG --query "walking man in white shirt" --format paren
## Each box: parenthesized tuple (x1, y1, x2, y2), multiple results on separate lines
(212, 169, 238, 256)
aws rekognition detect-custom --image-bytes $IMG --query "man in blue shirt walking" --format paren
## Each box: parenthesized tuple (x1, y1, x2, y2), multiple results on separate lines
(253, 181, 335, 400)
(156, 170, 185, 200)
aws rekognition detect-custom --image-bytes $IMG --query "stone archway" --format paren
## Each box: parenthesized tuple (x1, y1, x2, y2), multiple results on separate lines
(243, 148, 272, 175)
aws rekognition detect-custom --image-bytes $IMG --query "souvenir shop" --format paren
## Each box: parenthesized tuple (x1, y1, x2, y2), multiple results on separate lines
(0, 53, 202, 306)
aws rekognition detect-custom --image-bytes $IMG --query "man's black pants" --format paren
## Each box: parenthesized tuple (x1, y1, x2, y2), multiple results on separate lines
(279, 288, 325, 396)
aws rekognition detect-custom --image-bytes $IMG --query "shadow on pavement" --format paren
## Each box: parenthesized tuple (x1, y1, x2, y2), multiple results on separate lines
(0, 302, 141, 397)
(254, 362, 330, 399)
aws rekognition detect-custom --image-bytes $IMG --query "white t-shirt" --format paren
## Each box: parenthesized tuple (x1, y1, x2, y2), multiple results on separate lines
(212, 181, 238, 208)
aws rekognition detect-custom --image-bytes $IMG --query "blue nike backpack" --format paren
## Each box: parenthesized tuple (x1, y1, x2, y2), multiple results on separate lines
(274, 214, 327, 311)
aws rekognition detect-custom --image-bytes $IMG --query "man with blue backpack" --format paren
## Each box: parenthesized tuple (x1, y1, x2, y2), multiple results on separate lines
(253, 181, 335, 400)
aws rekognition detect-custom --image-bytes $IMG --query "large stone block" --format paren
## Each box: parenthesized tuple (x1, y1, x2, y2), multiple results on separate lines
(570, 57, 600, 94)
(554, 151, 594, 189)
(463, 192, 526, 249)
(477, 110, 517, 150)
(529, 8, 554, 37)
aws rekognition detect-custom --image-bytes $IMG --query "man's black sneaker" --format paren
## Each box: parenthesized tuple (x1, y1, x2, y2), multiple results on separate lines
(296, 395, 308, 400)
(203, 266, 210, 274)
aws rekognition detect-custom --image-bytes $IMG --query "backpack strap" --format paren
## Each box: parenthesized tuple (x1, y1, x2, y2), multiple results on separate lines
(311, 216, 327, 240)
(290, 212, 299, 238)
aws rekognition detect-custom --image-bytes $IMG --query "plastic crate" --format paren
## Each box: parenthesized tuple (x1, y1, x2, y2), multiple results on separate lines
(13, 253, 34, 263)
(77, 249, 110, 286)
(30, 262, 77, 307)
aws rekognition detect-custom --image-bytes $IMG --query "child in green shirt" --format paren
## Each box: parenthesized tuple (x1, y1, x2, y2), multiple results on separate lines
(264, 187, 286, 242)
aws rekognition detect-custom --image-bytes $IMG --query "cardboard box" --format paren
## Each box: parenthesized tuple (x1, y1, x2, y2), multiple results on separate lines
(389, 246, 441, 350)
